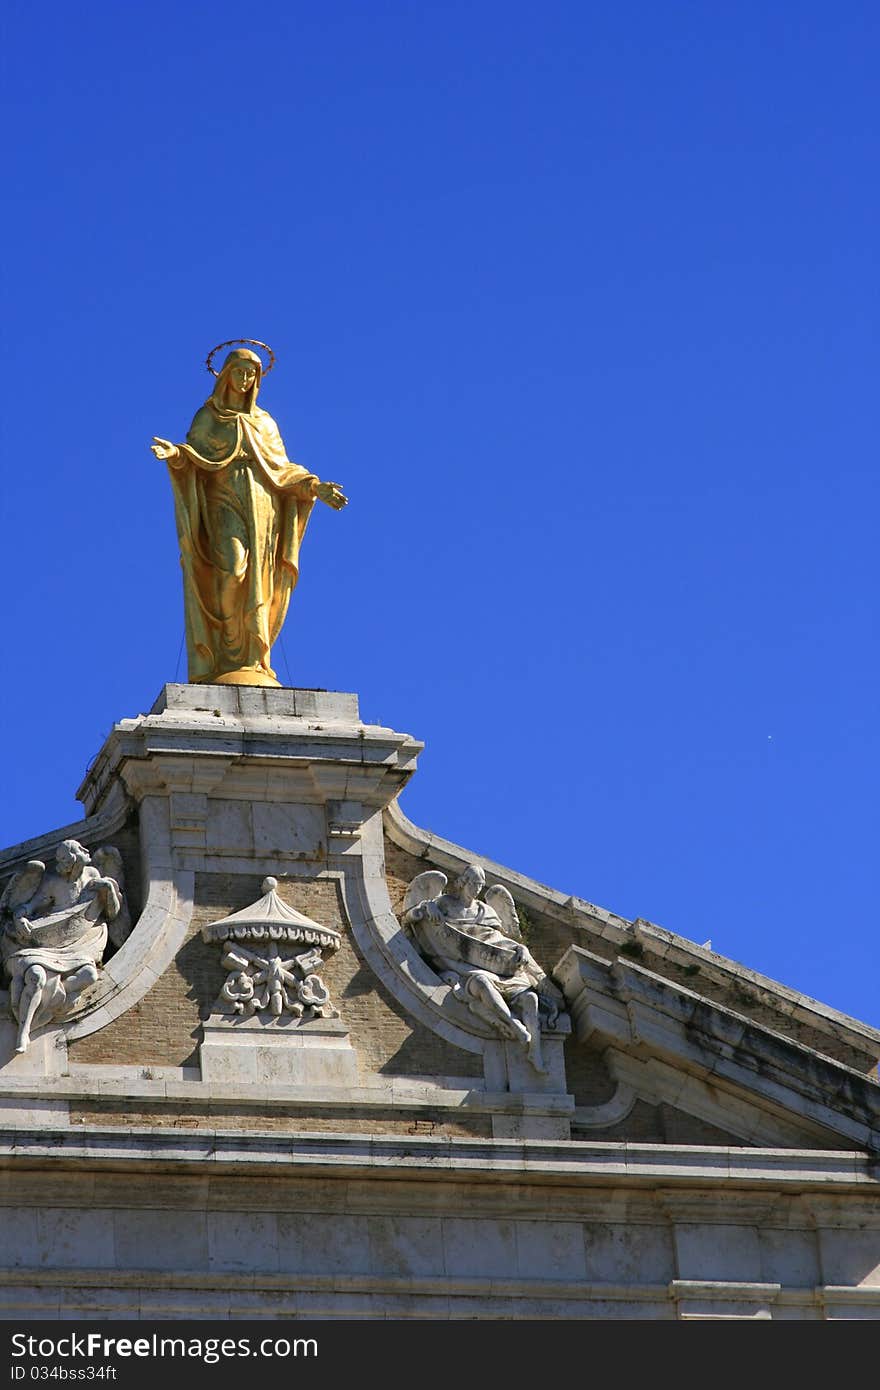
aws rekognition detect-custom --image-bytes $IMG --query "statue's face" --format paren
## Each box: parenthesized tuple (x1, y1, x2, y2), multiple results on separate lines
(56, 843, 77, 875)
(228, 362, 257, 394)
(458, 866, 485, 900)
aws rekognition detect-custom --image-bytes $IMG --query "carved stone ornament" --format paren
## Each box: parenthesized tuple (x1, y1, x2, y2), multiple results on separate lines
(202, 878, 340, 1022)
(402, 863, 566, 1073)
(0, 840, 130, 1053)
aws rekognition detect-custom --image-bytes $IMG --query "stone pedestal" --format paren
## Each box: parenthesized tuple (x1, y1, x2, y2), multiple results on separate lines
(200, 1016, 359, 1088)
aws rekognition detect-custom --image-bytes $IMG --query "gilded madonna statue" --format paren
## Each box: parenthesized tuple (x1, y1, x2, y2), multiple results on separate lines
(151, 339, 347, 687)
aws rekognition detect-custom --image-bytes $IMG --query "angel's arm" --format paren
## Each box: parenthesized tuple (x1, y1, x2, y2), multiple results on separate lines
(90, 877, 122, 921)
(8, 914, 33, 944)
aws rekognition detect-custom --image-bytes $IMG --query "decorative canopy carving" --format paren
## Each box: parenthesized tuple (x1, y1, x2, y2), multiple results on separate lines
(202, 878, 340, 1022)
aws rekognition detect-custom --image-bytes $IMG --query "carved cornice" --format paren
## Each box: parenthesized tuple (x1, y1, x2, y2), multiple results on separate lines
(555, 944, 880, 1153)
(79, 685, 423, 818)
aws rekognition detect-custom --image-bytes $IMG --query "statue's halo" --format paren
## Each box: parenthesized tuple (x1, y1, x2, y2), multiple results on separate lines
(205, 339, 276, 377)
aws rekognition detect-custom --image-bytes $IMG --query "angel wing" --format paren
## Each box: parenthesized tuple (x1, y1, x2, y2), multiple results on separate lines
(92, 845, 131, 948)
(0, 860, 45, 917)
(92, 846, 124, 891)
(484, 883, 522, 942)
(402, 870, 447, 918)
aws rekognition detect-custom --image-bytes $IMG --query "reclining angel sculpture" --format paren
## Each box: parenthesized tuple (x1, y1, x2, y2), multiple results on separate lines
(0, 840, 129, 1053)
(402, 862, 565, 1073)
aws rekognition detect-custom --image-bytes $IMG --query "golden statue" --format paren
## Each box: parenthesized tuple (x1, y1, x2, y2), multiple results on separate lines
(151, 339, 347, 687)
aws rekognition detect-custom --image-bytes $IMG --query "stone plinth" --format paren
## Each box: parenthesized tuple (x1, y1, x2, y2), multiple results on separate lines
(78, 683, 423, 836)
(200, 1016, 358, 1088)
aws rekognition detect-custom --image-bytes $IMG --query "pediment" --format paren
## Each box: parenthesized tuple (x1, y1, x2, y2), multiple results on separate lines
(1, 686, 878, 1159)
(385, 801, 880, 1075)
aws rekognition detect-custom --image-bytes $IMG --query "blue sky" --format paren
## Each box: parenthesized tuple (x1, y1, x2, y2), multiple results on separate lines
(2, 2, 877, 1027)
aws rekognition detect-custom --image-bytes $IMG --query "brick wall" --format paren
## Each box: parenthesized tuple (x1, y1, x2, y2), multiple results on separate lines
(68, 1101, 492, 1138)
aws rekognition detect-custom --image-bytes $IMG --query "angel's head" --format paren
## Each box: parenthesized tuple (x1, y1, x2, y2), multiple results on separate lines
(453, 863, 485, 904)
(56, 839, 91, 878)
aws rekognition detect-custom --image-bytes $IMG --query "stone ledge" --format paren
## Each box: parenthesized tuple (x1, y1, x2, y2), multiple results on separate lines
(670, 1279, 781, 1300)
(0, 1074, 575, 1118)
(0, 1270, 872, 1319)
(0, 1130, 876, 1189)
(0, 1266, 672, 1300)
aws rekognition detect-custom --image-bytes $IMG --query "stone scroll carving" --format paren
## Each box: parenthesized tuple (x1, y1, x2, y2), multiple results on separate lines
(402, 863, 566, 1073)
(203, 878, 340, 1022)
(0, 840, 130, 1053)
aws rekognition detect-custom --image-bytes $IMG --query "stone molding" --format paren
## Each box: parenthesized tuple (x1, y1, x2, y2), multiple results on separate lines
(669, 1280, 780, 1319)
(0, 1267, 875, 1319)
(0, 780, 132, 882)
(66, 810, 194, 1043)
(556, 944, 880, 1153)
(0, 1069, 575, 1109)
(602, 1053, 820, 1148)
(1, 1127, 876, 1188)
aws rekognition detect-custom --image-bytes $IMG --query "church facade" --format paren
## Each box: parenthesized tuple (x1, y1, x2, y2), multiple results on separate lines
(1, 684, 878, 1320)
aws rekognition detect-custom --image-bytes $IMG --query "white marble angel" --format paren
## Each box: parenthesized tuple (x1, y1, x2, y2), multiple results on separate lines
(0, 839, 128, 1053)
(402, 862, 565, 1072)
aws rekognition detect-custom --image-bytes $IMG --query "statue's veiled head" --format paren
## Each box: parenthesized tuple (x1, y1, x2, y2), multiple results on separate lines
(212, 348, 262, 413)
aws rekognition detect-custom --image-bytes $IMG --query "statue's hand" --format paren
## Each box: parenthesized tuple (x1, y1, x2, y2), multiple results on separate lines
(151, 437, 179, 462)
(11, 913, 32, 943)
(315, 480, 348, 510)
(82, 875, 115, 903)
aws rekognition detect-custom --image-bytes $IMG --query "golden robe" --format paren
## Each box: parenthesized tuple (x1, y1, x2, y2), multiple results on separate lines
(167, 359, 316, 684)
